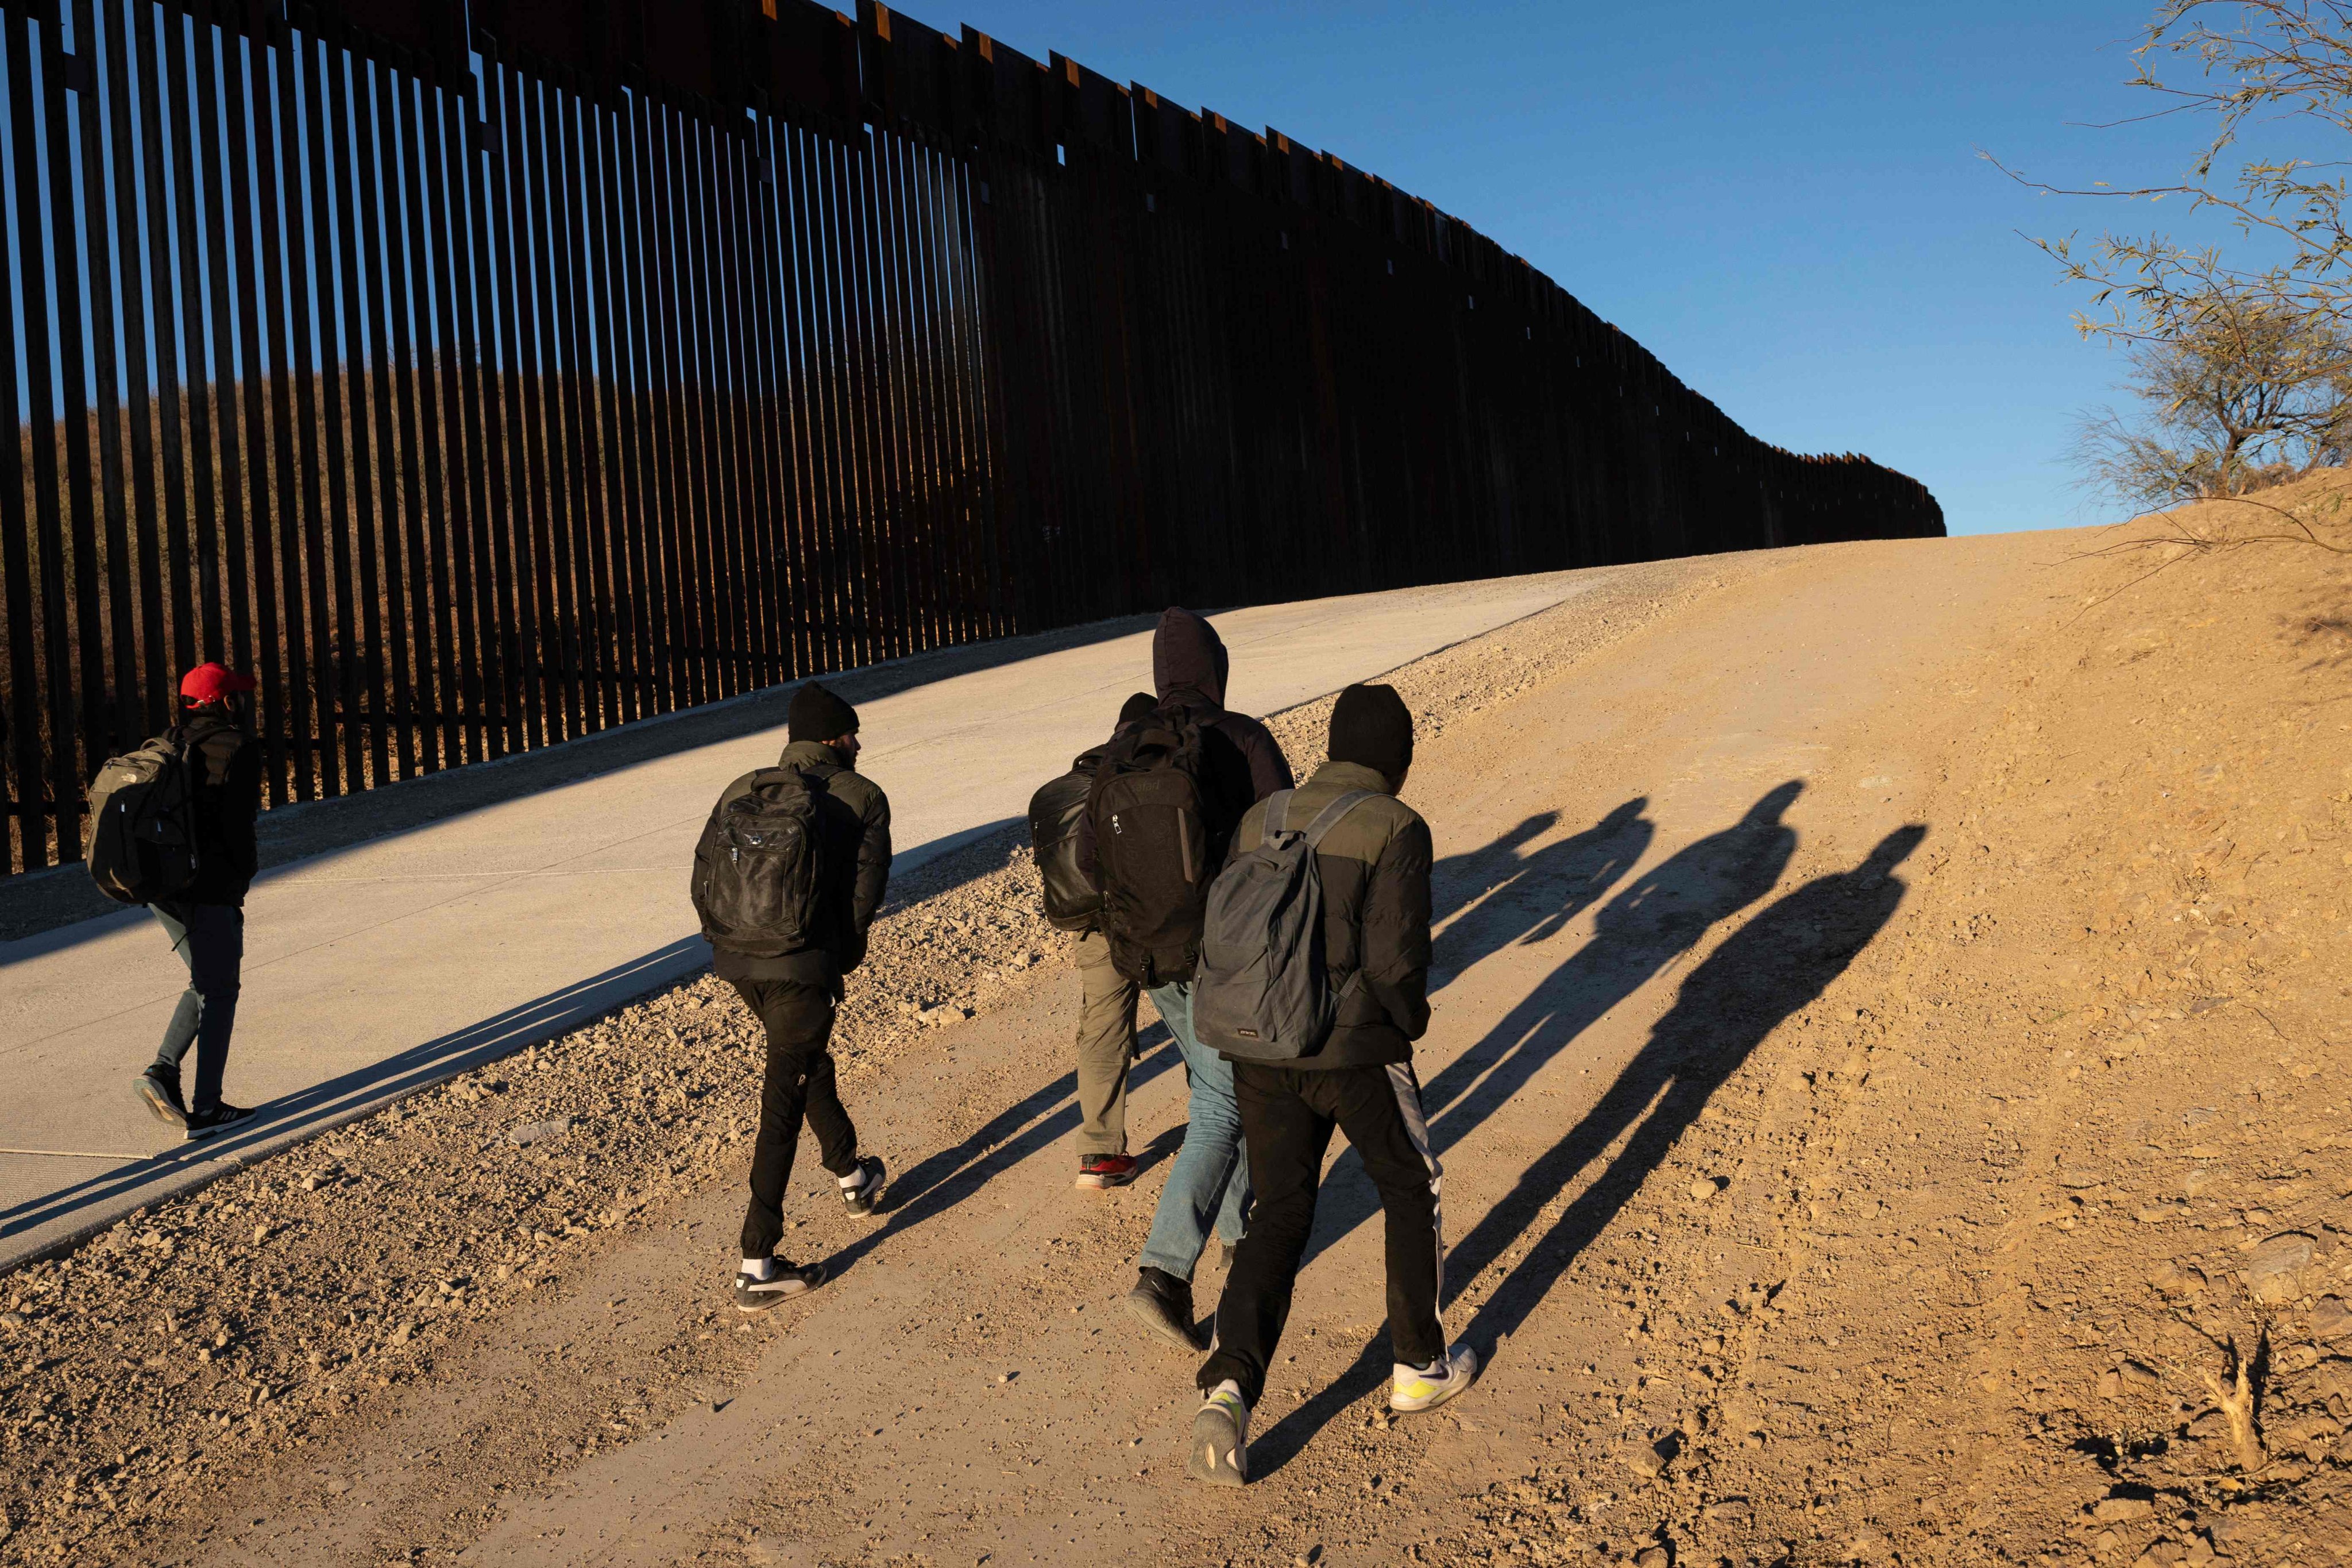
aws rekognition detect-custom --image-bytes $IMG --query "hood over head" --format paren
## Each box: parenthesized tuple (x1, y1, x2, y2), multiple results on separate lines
(1152, 608, 1229, 707)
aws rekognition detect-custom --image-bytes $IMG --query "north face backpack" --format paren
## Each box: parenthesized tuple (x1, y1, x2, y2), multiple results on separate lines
(1087, 705, 1214, 984)
(1029, 744, 1111, 933)
(85, 729, 202, 906)
(690, 767, 832, 957)
(1193, 788, 1375, 1062)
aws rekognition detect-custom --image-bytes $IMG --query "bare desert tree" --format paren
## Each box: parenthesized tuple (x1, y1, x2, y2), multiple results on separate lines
(2076, 267, 2352, 507)
(2000, 2, 2352, 525)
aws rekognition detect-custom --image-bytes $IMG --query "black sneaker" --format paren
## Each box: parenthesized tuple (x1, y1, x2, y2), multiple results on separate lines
(183, 1103, 254, 1142)
(1124, 1265, 1206, 1353)
(733, 1259, 826, 1313)
(134, 1068, 188, 1129)
(840, 1155, 887, 1218)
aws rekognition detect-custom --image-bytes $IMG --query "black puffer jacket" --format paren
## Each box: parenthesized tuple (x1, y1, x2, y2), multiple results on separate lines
(710, 740, 893, 989)
(178, 710, 261, 907)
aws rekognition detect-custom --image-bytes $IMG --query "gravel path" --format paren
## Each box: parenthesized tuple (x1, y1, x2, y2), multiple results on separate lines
(3, 515, 2347, 1568)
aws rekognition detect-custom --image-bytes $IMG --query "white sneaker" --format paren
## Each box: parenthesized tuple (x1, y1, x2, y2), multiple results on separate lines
(1390, 1343, 1479, 1413)
(1186, 1381, 1249, 1486)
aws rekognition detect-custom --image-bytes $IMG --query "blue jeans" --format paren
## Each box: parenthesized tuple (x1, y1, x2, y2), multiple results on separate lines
(1138, 982, 1251, 1281)
(150, 901, 242, 1114)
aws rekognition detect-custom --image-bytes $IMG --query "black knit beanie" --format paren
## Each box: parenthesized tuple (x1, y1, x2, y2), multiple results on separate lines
(1328, 683, 1413, 782)
(787, 681, 859, 743)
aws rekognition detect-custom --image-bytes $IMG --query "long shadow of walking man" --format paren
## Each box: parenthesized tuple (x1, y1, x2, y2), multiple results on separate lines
(1300, 781, 1804, 1279)
(1453, 822, 1926, 1346)
(1428, 798, 1656, 983)
(1250, 797, 1925, 1475)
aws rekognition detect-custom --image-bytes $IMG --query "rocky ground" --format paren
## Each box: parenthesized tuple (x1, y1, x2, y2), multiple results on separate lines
(1441, 484, 2352, 1567)
(1, 497, 2346, 1568)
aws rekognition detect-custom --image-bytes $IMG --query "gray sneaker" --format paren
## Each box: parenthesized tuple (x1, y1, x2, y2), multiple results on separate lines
(1186, 1384, 1249, 1486)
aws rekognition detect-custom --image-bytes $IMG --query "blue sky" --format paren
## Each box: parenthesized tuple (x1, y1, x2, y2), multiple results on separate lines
(931, 1, 2209, 537)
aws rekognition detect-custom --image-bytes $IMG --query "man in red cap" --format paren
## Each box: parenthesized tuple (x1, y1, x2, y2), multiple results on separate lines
(132, 662, 262, 1138)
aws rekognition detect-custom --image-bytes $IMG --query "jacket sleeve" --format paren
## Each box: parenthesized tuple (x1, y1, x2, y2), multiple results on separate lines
(1361, 814, 1432, 1041)
(842, 784, 893, 970)
(1240, 720, 1293, 804)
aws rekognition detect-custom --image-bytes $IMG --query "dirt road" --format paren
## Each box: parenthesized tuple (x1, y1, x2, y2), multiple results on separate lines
(4, 503, 2347, 1568)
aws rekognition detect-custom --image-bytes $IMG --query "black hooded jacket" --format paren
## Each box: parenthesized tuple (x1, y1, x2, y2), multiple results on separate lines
(178, 709, 261, 907)
(1078, 609, 1293, 881)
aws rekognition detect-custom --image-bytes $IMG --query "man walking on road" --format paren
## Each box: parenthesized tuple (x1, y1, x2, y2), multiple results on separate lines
(132, 662, 264, 1140)
(696, 682, 892, 1312)
(1187, 683, 1476, 1486)
(1088, 608, 1292, 1350)
(1072, 691, 1159, 1191)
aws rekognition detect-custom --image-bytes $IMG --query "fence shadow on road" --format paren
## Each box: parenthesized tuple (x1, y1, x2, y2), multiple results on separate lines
(1249, 813, 1926, 1477)
(0, 937, 711, 1265)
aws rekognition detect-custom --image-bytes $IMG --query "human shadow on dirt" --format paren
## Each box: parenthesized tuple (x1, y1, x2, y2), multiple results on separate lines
(1427, 798, 1655, 990)
(1249, 819, 1925, 1476)
(1296, 782, 1802, 1281)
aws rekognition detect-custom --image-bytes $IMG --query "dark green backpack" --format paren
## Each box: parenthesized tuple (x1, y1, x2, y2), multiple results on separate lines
(85, 729, 201, 906)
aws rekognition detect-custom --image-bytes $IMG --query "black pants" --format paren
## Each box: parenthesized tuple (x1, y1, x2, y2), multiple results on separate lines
(1200, 1060, 1446, 1405)
(730, 976, 861, 1257)
(150, 901, 243, 1114)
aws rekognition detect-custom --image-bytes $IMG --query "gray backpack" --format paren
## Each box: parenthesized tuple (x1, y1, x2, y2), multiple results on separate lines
(1193, 788, 1374, 1062)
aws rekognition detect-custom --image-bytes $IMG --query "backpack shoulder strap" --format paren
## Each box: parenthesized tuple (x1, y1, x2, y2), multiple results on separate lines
(1260, 789, 1297, 847)
(1297, 789, 1376, 850)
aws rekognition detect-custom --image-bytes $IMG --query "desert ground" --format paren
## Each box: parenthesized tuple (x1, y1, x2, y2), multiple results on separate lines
(2, 485, 2347, 1568)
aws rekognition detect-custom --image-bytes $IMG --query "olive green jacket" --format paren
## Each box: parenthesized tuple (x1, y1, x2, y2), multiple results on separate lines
(1222, 759, 1432, 1069)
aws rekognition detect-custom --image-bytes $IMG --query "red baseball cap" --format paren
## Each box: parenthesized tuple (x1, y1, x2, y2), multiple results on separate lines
(180, 662, 258, 702)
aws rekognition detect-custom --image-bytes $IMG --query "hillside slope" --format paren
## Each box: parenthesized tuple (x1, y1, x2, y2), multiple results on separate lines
(1451, 479, 2352, 1566)
(0, 499, 2343, 1567)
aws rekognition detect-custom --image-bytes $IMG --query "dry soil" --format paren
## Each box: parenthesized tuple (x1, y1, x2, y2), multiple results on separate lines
(2, 497, 2347, 1568)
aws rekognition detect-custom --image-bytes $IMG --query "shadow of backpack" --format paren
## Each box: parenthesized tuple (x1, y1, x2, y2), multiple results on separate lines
(86, 729, 201, 906)
(1194, 788, 1375, 1061)
(691, 766, 833, 957)
(1087, 705, 1214, 984)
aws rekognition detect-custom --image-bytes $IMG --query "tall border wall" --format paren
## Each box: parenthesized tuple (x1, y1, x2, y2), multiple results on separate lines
(0, 0, 1943, 876)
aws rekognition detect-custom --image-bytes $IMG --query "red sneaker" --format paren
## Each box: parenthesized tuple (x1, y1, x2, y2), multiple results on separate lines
(1076, 1153, 1137, 1190)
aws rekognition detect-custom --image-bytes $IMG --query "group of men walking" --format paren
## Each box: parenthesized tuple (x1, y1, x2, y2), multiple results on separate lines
(117, 606, 1474, 1486)
(1052, 609, 1478, 1482)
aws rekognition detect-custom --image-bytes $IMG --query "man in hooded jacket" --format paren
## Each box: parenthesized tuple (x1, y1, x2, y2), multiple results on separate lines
(1184, 683, 1476, 1487)
(1084, 608, 1293, 1350)
(704, 681, 893, 1312)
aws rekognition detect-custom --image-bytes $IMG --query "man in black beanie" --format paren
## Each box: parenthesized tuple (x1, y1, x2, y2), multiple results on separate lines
(696, 680, 893, 1311)
(1184, 682, 1476, 1485)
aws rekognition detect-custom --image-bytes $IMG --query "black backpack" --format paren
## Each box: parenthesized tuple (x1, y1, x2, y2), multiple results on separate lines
(86, 729, 201, 906)
(690, 766, 832, 957)
(1087, 706, 1213, 984)
(1029, 744, 1110, 933)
